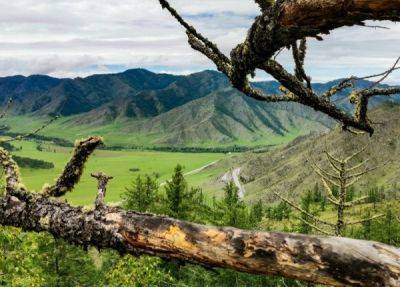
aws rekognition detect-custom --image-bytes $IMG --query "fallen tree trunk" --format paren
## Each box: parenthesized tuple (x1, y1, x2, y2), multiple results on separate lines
(1, 192, 400, 287)
(1, 139, 400, 287)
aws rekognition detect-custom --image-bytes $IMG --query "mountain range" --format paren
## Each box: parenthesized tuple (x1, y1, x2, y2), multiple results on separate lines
(0, 69, 398, 147)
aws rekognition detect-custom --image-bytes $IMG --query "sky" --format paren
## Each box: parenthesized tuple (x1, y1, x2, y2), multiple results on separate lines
(0, 0, 400, 83)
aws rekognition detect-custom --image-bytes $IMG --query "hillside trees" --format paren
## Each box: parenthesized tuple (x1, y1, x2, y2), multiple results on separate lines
(275, 148, 383, 236)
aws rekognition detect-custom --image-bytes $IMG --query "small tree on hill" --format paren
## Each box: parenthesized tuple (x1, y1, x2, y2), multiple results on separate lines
(164, 164, 206, 221)
(249, 199, 264, 223)
(122, 174, 158, 212)
(275, 147, 384, 236)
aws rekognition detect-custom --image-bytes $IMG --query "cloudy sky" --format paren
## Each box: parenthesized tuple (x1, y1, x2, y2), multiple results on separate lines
(0, 0, 400, 83)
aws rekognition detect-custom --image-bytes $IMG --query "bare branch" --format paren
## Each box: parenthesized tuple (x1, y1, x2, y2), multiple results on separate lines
(360, 87, 400, 98)
(346, 160, 369, 172)
(310, 159, 340, 181)
(344, 176, 363, 188)
(368, 57, 400, 89)
(321, 80, 353, 99)
(295, 215, 333, 236)
(344, 196, 369, 207)
(43, 136, 103, 197)
(345, 167, 378, 181)
(158, 0, 230, 67)
(314, 168, 340, 188)
(324, 150, 343, 168)
(274, 191, 335, 227)
(346, 214, 384, 226)
(320, 178, 340, 206)
(292, 39, 312, 89)
(158, 0, 400, 134)
(187, 33, 231, 74)
(3, 116, 59, 143)
(344, 145, 369, 163)
(91, 172, 113, 210)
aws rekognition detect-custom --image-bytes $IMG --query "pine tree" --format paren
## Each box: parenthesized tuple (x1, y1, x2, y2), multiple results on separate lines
(122, 174, 158, 212)
(164, 164, 205, 221)
(298, 193, 312, 234)
(165, 164, 187, 218)
(251, 200, 264, 223)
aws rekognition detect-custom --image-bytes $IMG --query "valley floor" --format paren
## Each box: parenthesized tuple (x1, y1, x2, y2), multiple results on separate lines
(8, 140, 227, 205)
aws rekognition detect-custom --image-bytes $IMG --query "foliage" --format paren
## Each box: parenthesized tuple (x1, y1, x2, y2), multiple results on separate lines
(102, 255, 176, 287)
(266, 202, 291, 221)
(163, 164, 206, 221)
(122, 174, 158, 212)
(0, 227, 102, 287)
(367, 186, 385, 209)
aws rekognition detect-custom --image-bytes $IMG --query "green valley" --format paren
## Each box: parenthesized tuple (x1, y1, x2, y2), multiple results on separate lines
(8, 140, 227, 205)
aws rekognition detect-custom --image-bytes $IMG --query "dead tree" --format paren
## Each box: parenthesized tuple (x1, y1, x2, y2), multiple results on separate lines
(275, 147, 383, 236)
(1, 137, 400, 286)
(158, 0, 400, 135)
(0, 97, 58, 143)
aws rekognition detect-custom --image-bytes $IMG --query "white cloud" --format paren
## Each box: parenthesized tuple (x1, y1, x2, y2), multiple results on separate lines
(0, 1, 399, 83)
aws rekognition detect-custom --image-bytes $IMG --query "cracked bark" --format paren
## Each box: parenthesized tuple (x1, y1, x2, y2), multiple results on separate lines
(0, 138, 399, 286)
(1, 193, 400, 287)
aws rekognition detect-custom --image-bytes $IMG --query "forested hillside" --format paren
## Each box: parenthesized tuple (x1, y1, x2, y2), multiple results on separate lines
(200, 103, 400, 204)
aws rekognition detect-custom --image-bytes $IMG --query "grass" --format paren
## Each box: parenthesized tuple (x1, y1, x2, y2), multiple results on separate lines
(9, 140, 228, 206)
(1, 115, 309, 148)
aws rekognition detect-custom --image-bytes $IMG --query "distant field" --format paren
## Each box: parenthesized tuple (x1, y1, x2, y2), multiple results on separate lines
(1, 115, 307, 148)
(9, 140, 228, 206)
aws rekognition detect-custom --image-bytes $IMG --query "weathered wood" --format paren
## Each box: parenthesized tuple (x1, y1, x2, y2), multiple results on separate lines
(159, 0, 400, 134)
(0, 192, 399, 287)
(279, 0, 400, 28)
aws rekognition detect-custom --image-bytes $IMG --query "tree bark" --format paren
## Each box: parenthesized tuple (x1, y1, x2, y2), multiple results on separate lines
(1, 193, 399, 287)
(278, 0, 400, 28)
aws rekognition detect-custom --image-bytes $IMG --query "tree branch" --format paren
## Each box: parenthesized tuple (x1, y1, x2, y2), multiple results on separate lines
(158, 0, 400, 134)
(3, 116, 59, 143)
(346, 214, 385, 226)
(295, 215, 333, 236)
(274, 191, 335, 227)
(42, 136, 103, 197)
(0, 148, 25, 195)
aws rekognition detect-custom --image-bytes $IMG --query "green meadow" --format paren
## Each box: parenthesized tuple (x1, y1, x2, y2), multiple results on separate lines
(1, 115, 307, 148)
(9, 140, 228, 206)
